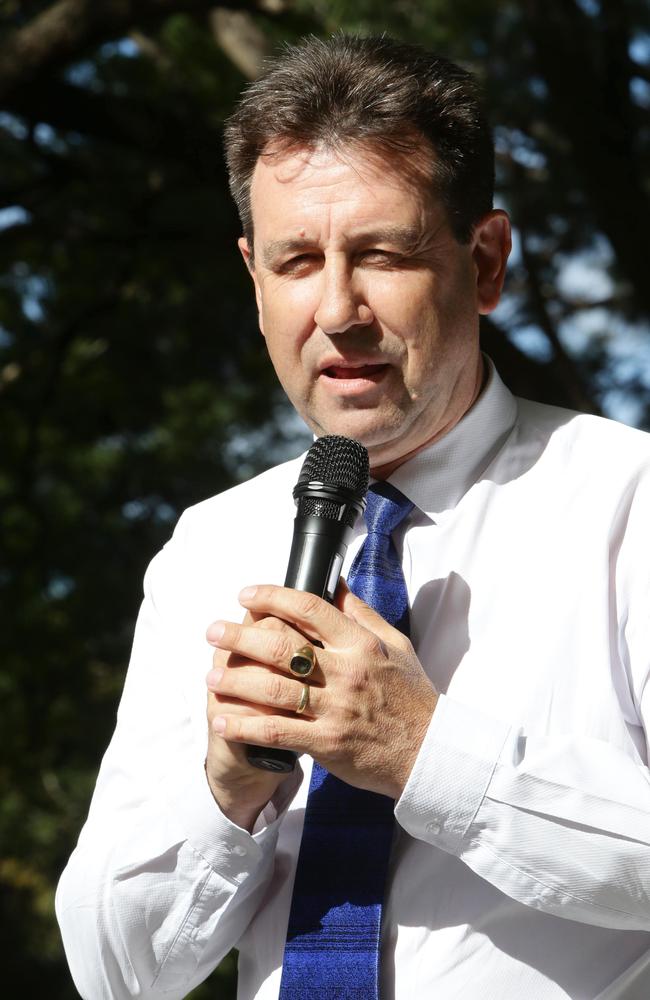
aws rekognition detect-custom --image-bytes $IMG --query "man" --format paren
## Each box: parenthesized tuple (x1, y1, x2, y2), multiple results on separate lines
(57, 34, 650, 999)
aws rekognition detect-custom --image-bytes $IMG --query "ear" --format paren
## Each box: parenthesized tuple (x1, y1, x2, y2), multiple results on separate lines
(471, 210, 511, 315)
(238, 236, 265, 336)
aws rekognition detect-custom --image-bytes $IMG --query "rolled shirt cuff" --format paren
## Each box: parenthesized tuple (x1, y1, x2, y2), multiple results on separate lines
(395, 693, 512, 854)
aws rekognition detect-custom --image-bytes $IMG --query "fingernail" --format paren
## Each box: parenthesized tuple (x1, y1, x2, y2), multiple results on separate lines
(206, 621, 225, 644)
(239, 586, 257, 602)
(206, 668, 224, 689)
(212, 716, 226, 735)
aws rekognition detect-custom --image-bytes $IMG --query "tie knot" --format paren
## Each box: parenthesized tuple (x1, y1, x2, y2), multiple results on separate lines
(364, 481, 414, 537)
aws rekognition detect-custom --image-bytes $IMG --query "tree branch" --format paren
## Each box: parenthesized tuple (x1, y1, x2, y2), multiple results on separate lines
(480, 315, 558, 403)
(0, 0, 260, 102)
(210, 8, 271, 80)
(519, 233, 600, 414)
(480, 315, 602, 413)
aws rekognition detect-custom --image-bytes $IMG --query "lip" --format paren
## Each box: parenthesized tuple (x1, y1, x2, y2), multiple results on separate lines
(318, 356, 390, 375)
(318, 358, 391, 396)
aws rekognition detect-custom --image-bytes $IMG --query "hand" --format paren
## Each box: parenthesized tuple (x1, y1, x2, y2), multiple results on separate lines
(206, 582, 439, 800)
(205, 611, 300, 832)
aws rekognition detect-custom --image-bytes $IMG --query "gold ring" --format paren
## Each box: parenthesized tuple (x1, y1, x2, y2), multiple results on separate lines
(296, 683, 310, 715)
(289, 644, 316, 678)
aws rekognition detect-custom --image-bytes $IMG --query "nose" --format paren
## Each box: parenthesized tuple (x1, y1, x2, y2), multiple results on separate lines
(313, 256, 374, 335)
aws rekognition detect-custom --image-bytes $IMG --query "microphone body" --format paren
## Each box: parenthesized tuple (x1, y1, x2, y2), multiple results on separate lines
(246, 436, 369, 773)
(284, 514, 353, 598)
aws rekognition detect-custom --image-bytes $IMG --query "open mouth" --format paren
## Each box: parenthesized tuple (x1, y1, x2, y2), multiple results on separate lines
(322, 363, 389, 380)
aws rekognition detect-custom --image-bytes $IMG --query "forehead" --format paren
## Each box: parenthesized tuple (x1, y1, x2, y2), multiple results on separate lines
(248, 142, 440, 238)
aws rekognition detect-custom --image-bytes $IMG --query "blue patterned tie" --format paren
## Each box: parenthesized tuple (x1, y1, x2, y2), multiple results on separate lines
(279, 481, 414, 999)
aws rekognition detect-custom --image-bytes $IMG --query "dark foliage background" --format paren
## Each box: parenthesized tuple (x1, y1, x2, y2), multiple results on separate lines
(1, 1, 648, 995)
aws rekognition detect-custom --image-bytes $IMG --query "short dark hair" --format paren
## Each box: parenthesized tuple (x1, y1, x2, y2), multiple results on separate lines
(223, 34, 495, 250)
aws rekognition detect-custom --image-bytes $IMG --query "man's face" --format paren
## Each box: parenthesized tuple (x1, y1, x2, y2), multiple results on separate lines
(240, 142, 509, 471)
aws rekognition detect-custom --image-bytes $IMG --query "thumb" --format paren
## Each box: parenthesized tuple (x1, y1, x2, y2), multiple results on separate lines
(335, 578, 396, 638)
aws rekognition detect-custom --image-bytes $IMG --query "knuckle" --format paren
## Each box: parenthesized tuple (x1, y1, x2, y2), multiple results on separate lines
(260, 716, 284, 746)
(348, 666, 368, 694)
(265, 673, 284, 704)
(322, 726, 345, 759)
(364, 633, 387, 659)
(224, 716, 240, 741)
(269, 633, 290, 664)
(396, 633, 414, 654)
(226, 621, 241, 644)
(256, 584, 276, 605)
(297, 592, 321, 619)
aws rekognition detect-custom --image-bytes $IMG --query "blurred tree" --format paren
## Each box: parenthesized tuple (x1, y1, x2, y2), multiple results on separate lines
(0, 3, 315, 995)
(0, 1, 648, 996)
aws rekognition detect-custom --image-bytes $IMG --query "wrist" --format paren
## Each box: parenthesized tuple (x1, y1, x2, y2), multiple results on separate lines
(204, 764, 273, 832)
(393, 689, 439, 799)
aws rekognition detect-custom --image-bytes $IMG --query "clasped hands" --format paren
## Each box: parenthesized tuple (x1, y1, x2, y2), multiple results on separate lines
(205, 581, 438, 830)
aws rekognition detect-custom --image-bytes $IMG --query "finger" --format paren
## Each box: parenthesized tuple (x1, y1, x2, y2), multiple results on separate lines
(237, 585, 358, 649)
(207, 665, 291, 719)
(336, 580, 412, 649)
(206, 619, 325, 678)
(208, 690, 275, 718)
(211, 711, 313, 754)
(207, 663, 320, 717)
(242, 610, 284, 629)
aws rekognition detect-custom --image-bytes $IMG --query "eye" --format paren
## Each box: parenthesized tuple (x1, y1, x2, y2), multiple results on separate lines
(358, 249, 399, 265)
(278, 253, 319, 274)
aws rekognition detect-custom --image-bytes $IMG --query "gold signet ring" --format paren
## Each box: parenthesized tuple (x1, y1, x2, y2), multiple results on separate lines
(289, 644, 316, 678)
(296, 683, 310, 715)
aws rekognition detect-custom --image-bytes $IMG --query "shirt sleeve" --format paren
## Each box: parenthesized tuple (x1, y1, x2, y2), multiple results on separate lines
(396, 457, 650, 932)
(395, 689, 650, 931)
(55, 527, 301, 999)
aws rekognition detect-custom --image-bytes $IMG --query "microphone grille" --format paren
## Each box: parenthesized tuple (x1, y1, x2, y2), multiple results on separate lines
(297, 435, 369, 500)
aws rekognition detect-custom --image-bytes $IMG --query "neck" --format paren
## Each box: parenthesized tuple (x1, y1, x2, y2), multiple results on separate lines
(370, 356, 486, 481)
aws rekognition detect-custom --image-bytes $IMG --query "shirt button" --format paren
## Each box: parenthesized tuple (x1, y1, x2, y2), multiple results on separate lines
(426, 821, 441, 835)
(232, 845, 247, 857)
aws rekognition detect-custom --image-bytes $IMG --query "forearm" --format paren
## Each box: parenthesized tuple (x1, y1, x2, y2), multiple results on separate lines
(56, 753, 291, 999)
(396, 694, 650, 930)
(55, 534, 298, 998)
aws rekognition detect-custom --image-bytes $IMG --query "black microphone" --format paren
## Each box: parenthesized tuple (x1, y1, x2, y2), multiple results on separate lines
(246, 435, 369, 773)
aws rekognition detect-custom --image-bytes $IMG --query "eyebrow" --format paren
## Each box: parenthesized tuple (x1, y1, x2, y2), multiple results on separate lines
(260, 226, 425, 268)
(260, 238, 314, 267)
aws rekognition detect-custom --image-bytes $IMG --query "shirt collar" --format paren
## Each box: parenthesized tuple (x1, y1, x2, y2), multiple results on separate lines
(387, 357, 518, 519)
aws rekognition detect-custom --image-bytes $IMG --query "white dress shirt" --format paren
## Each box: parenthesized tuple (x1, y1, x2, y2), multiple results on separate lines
(56, 361, 650, 999)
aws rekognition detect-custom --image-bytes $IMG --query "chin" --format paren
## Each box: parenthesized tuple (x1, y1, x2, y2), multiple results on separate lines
(315, 416, 407, 452)
(299, 390, 420, 447)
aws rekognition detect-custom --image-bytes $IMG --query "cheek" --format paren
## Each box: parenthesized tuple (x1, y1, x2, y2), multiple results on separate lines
(259, 310, 313, 400)
(262, 289, 319, 355)
(377, 277, 442, 352)
(262, 275, 319, 321)
(260, 280, 322, 368)
(262, 333, 300, 380)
